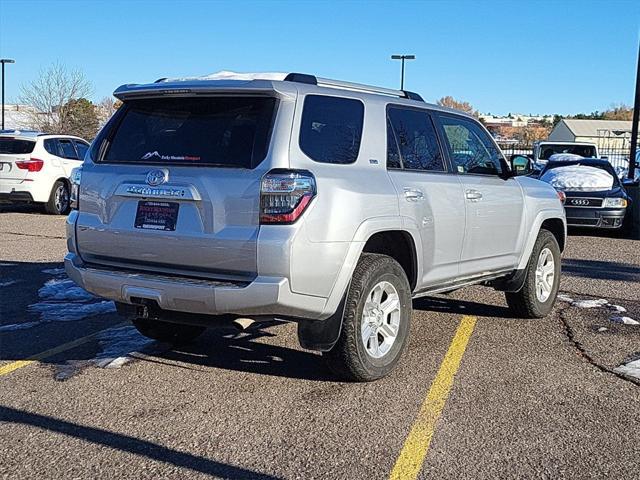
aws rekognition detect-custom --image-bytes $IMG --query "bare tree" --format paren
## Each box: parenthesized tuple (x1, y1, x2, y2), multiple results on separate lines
(96, 96, 122, 126)
(19, 63, 93, 134)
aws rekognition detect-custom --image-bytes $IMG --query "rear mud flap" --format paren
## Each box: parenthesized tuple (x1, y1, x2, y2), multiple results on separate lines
(297, 293, 347, 352)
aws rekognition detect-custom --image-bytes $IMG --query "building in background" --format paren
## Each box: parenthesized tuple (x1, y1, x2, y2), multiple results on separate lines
(548, 119, 634, 151)
(1, 104, 44, 131)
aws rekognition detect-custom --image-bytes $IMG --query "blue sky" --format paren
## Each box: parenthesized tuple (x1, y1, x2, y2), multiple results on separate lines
(1, 0, 639, 115)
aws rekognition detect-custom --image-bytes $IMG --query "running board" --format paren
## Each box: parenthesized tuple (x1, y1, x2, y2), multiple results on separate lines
(411, 269, 514, 299)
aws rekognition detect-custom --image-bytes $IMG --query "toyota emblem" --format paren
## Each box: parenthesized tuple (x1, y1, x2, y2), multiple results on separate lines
(146, 169, 168, 186)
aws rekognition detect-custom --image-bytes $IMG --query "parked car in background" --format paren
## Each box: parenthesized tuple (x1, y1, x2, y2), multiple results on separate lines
(65, 72, 567, 382)
(539, 157, 629, 229)
(0, 130, 90, 214)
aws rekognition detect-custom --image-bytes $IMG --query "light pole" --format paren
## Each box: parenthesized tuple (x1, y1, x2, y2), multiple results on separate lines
(391, 54, 415, 90)
(1, 59, 16, 130)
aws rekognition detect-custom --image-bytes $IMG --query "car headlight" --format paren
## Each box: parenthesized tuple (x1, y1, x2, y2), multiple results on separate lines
(70, 167, 82, 210)
(603, 197, 627, 208)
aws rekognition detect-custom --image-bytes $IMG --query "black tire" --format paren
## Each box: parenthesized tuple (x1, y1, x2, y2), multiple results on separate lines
(505, 229, 561, 318)
(132, 318, 205, 344)
(44, 180, 70, 215)
(322, 253, 412, 382)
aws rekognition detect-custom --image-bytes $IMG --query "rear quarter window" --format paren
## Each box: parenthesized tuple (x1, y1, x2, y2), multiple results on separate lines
(101, 96, 277, 169)
(299, 95, 364, 164)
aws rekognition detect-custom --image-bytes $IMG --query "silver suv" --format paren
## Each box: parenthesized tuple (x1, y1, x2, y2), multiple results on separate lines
(65, 73, 566, 381)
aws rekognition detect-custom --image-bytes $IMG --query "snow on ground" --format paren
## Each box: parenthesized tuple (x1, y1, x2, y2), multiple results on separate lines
(0, 280, 17, 287)
(41, 267, 65, 275)
(2, 273, 115, 331)
(614, 359, 640, 382)
(610, 316, 640, 326)
(93, 325, 155, 369)
(557, 294, 634, 326)
(557, 293, 574, 303)
(540, 165, 614, 192)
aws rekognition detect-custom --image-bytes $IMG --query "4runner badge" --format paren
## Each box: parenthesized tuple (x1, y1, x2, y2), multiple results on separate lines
(146, 169, 168, 186)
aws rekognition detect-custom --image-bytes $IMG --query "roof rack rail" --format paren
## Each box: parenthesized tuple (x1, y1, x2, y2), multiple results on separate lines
(283, 72, 424, 102)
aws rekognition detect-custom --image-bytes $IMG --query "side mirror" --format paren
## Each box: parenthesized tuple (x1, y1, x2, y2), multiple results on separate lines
(600, 156, 608, 160)
(510, 154, 533, 176)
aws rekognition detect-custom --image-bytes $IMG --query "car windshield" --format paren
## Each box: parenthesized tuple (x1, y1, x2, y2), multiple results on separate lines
(0, 138, 36, 154)
(539, 144, 597, 160)
(103, 96, 277, 168)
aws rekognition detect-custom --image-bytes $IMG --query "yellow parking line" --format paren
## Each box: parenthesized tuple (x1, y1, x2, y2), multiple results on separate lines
(0, 322, 127, 377)
(390, 315, 477, 480)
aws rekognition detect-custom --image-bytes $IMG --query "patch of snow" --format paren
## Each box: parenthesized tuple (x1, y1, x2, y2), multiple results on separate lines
(540, 165, 614, 192)
(0, 321, 41, 332)
(597, 327, 608, 333)
(21, 276, 116, 328)
(548, 153, 585, 162)
(93, 325, 154, 369)
(42, 267, 65, 275)
(557, 293, 574, 303)
(29, 300, 115, 322)
(571, 298, 609, 308)
(609, 305, 627, 313)
(0, 280, 17, 287)
(38, 278, 94, 302)
(614, 359, 640, 382)
(167, 70, 287, 82)
(610, 316, 640, 326)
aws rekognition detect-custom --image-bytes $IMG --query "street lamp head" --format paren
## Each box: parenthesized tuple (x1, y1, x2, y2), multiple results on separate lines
(391, 55, 403, 59)
(0, 59, 15, 64)
(404, 55, 416, 60)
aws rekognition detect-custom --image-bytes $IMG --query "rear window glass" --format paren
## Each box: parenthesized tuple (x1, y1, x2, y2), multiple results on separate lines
(299, 95, 364, 164)
(102, 97, 277, 168)
(0, 138, 35, 154)
(539, 144, 597, 160)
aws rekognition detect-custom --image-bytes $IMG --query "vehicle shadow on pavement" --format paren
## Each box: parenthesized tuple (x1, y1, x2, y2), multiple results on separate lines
(0, 204, 48, 214)
(0, 405, 282, 480)
(158, 323, 338, 382)
(562, 258, 640, 283)
(412, 295, 513, 318)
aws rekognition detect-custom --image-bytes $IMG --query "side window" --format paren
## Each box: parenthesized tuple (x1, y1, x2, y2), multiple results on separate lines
(438, 115, 503, 175)
(386, 118, 402, 169)
(74, 141, 89, 160)
(299, 95, 364, 164)
(387, 107, 445, 171)
(44, 139, 58, 156)
(57, 139, 79, 160)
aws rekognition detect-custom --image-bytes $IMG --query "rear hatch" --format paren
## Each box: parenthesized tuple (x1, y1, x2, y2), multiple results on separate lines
(0, 137, 36, 183)
(75, 95, 278, 280)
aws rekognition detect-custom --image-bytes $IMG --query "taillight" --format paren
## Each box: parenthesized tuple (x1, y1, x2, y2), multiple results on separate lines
(15, 158, 44, 172)
(260, 170, 316, 224)
(70, 167, 82, 210)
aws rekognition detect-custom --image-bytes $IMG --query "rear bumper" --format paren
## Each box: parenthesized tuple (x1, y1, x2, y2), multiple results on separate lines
(64, 253, 328, 320)
(0, 190, 35, 203)
(0, 179, 51, 203)
(565, 206, 626, 228)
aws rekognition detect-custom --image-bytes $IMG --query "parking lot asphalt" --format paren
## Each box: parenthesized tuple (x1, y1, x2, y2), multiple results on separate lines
(1, 208, 639, 479)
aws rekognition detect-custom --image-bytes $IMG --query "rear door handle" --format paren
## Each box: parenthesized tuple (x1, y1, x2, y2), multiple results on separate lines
(404, 188, 424, 202)
(465, 189, 483, 201)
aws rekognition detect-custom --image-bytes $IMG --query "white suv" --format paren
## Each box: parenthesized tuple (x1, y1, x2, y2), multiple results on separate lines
(0, 131, 90, 214)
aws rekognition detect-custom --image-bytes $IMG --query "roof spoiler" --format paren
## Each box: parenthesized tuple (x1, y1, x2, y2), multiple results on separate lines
(284, 72, 424, 102)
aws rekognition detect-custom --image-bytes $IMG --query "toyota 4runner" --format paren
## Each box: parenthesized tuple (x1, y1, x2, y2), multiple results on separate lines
(65, 73, 567, 381)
